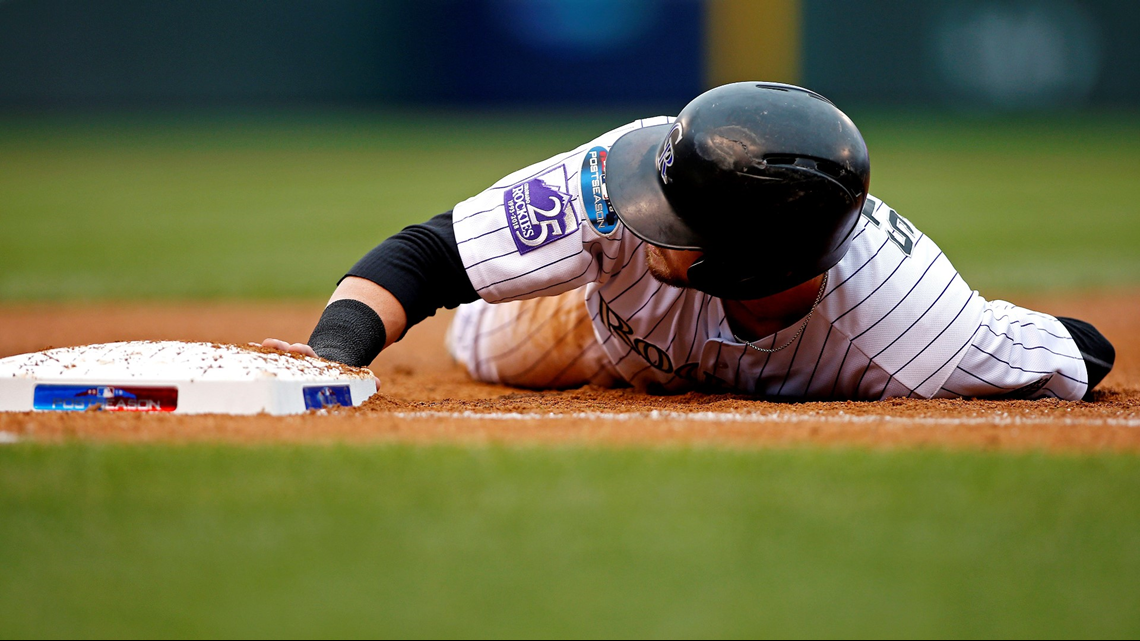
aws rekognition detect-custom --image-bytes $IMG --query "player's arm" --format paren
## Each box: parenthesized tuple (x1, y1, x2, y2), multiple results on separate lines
(263, 211, 477, 366)
(261, 278, 407, 362)
(936, 301, 1115, 401)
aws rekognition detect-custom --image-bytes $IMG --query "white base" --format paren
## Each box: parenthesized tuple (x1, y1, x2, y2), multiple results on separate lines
(0, 341, 377, 415)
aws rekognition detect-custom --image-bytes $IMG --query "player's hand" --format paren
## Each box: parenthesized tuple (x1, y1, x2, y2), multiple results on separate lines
(260, 338, 318, 358)
(259, 339, 381, 392)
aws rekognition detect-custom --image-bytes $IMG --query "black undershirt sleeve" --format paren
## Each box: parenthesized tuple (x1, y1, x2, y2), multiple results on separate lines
(1055, 316, 1115, 401)
(344, 210, 479, 338)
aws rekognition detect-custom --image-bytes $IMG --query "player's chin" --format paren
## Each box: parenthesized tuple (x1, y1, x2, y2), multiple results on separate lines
(645, 247, 690, 289)
(647, 268, 690, 290)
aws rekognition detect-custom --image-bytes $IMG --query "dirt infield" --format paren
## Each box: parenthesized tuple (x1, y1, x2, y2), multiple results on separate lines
(1, 291, 1138, 451)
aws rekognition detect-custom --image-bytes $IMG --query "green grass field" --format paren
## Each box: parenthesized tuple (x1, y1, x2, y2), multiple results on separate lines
(1, 111, 1139, 638)
(3, 444, 1140, 638)
(0, 110, 1137, 300)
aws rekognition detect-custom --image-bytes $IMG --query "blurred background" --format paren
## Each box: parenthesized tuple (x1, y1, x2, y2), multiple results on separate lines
(2, 0, 1138, 110)
(3, 4, 1140, 638)
(1, 0, 1137, 299)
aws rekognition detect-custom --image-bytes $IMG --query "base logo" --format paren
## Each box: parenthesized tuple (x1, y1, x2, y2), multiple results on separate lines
(504, 165, 578, 255)
(33, 385, 178, 412)
(303, 385, 353, 410)
(580, 146, 618, 237)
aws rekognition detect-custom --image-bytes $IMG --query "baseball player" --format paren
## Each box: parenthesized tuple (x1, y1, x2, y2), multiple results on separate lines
(265, 82, 1114, 401)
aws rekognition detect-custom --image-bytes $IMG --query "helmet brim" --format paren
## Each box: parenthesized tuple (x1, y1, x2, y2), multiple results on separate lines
(604, 124, 708, 251)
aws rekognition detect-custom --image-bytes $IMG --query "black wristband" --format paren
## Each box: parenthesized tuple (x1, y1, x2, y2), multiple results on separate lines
(1056, 317, 1115, 400)
(307, 299, 387, 367)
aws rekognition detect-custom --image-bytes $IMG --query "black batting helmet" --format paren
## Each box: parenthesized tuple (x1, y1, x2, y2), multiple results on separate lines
(604, 82, 871, 299)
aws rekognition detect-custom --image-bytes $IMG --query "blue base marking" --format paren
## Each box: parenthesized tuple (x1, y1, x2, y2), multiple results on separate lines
(303, 385, 353, 410)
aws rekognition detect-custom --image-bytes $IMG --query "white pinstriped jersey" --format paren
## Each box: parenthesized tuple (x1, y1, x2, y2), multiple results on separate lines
(451, 119, 1089, 400)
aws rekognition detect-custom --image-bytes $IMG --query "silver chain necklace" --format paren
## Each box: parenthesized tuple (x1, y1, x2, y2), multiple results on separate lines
(733, 272, 829, 354)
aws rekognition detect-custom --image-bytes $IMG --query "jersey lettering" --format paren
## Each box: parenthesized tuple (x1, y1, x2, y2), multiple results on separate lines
(887, 209, 916, 256)
(861, 196, 882, 226)
(599, 298, 674, 374)
(862, 197, 916, 256)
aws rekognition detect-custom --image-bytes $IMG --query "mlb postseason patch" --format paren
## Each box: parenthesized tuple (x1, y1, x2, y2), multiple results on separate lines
(33, 385, 178, 412)
(503, 165, 578, 255)
(580, 146, 618, 236)
(303, 385, 353, 410)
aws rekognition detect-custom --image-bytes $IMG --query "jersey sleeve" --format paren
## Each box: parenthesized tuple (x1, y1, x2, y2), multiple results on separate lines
(452, 117, 673, 304)
(934, 300, 1089, 400)
(821, 195, 988, 399)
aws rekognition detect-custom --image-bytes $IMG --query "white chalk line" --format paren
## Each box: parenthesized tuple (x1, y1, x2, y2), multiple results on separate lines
(0, 431, 19, 444)
(391, 410, 1140, 429)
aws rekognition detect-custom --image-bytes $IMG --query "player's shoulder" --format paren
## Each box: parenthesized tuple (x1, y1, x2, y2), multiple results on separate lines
(822, 193, 936, 305)
(824, 191, 964, 323)
(844, 193, 924, 253)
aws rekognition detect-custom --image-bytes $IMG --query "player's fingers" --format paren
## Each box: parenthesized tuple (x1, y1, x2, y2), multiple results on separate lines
(261, 339, 317, 359)
(261, 338, 292, 351)
(290, 343, 318, 358)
